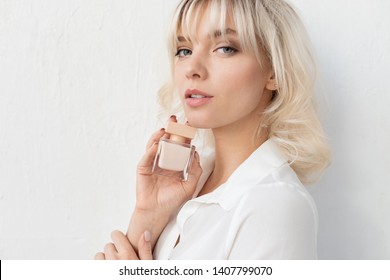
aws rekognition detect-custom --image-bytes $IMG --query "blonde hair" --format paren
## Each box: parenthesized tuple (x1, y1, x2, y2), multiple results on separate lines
(158, 0, 331, 184)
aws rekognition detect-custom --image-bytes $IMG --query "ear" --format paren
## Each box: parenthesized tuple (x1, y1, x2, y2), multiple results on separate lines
(265, 72, 278, 91)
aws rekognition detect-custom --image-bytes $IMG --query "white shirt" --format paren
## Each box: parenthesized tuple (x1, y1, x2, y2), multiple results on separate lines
(153, 138, 318, 259)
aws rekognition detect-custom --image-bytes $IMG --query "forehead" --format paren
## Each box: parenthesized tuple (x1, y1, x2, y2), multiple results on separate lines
(175, 0, 235, 40)
(177, 28, 237, 44)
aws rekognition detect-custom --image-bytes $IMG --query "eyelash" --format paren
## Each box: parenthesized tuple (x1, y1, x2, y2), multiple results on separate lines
(175, 46, 238, 57)
(175, 49, 192, 57)
(216, 46, 238, 55)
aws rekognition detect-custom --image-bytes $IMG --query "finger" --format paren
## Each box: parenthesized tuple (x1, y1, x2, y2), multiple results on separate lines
(94, 252, 105, 260)
(137, 231, 153, 260)
(145, 128, 166, 150)
(137, 141, 160, 175)
(188, 151, 202, 179)
(162, 115, 178, 140)
(111, 230, 138, 259)
(184, 121, 193, 144)
(182, 151, 202, 194)
(103, 242, 118, 259)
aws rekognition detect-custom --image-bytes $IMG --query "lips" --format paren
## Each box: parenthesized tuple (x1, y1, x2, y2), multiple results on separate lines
(184, 88, 213, 107)
(185, 88, 213, 99)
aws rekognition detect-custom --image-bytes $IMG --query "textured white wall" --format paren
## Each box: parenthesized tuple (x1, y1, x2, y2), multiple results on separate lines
(0, 0, 389, 259)
(293, 0, 390, 259)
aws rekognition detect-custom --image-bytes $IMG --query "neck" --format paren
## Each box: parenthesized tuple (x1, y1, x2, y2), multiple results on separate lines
(198, 116, 269, 196)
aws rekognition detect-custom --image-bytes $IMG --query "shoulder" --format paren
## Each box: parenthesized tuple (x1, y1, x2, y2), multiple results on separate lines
(225, 164, 318, 259)
(233, 163, 318, 226)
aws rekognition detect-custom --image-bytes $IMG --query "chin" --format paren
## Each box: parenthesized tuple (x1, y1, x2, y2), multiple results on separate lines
(185, 114, 212, 129)
(185, 107, 230, 129)
(187, 120, 210, 129)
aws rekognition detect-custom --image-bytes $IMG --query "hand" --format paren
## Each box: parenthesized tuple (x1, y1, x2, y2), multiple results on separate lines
(127, 116, 202, 251)
(136, 116, 202, 214)
(95, 230, 153, 260)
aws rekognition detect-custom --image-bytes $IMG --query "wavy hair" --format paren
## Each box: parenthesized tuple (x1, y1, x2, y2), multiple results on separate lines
(158, 0, 331, 184)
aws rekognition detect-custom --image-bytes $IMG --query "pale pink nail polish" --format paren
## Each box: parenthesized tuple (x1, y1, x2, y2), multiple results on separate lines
(144, 231, 151, 242)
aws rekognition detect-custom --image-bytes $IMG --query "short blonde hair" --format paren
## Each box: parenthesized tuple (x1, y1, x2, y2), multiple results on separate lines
(158, 0, 331, 184)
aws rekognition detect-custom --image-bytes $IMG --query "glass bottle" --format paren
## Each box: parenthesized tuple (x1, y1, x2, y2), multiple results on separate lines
(152, 121, 196, 181)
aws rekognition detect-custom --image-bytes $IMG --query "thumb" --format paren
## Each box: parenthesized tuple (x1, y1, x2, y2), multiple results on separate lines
(138, 231, 153, 260)
(183, 151, 202, 188)
(137, 142, 159, 176)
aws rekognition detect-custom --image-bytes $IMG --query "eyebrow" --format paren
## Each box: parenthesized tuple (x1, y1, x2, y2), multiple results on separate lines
(177, 28, 237, 42)
(213, 28, 237, 38)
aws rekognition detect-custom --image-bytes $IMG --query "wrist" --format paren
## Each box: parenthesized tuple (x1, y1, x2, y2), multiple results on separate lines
(127, 207, 171, 251)
(133, 204, 172, 221)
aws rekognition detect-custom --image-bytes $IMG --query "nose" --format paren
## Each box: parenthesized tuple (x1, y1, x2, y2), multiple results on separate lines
(185, 53, 208, 80)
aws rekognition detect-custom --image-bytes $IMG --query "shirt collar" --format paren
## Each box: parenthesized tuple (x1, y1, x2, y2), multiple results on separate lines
(192, 138, 288, 211)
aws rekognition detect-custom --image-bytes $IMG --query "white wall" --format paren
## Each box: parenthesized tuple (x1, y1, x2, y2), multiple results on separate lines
(0, 0, 389, 259)
(293, 0, 390, 259)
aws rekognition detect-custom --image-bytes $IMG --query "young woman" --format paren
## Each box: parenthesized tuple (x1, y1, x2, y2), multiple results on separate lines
(95, 0, 330, 260)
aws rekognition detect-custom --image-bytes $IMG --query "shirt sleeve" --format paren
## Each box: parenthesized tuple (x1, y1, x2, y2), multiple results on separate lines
(226, 182, 318, 259)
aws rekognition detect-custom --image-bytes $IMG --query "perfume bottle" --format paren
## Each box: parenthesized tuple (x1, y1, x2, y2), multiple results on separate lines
(152, 121, 197, 181)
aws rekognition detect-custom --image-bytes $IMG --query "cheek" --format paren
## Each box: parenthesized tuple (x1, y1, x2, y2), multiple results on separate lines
(220, 63, 265, 97)
(173, 65, 184, 87)
(222, 57, 262, 79)
(173, 70, 180, 87)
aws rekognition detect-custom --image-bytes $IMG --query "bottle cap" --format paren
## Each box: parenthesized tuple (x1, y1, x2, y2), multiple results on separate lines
(166, 121, 196, 140)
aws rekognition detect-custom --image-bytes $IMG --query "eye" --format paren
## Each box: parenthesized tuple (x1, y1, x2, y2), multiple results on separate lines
(215, 46, 237, 55)
(175, 49, 192, 57)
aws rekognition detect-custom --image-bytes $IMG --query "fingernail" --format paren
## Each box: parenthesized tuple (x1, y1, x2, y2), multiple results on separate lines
(195, 151, 200, 162)
(160, 128, 165, 131)
(144, 231, 151, 242)
(170, 115, 176, 119)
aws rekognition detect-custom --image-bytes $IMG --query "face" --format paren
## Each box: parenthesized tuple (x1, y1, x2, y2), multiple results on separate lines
(174, 7, 275, 131)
